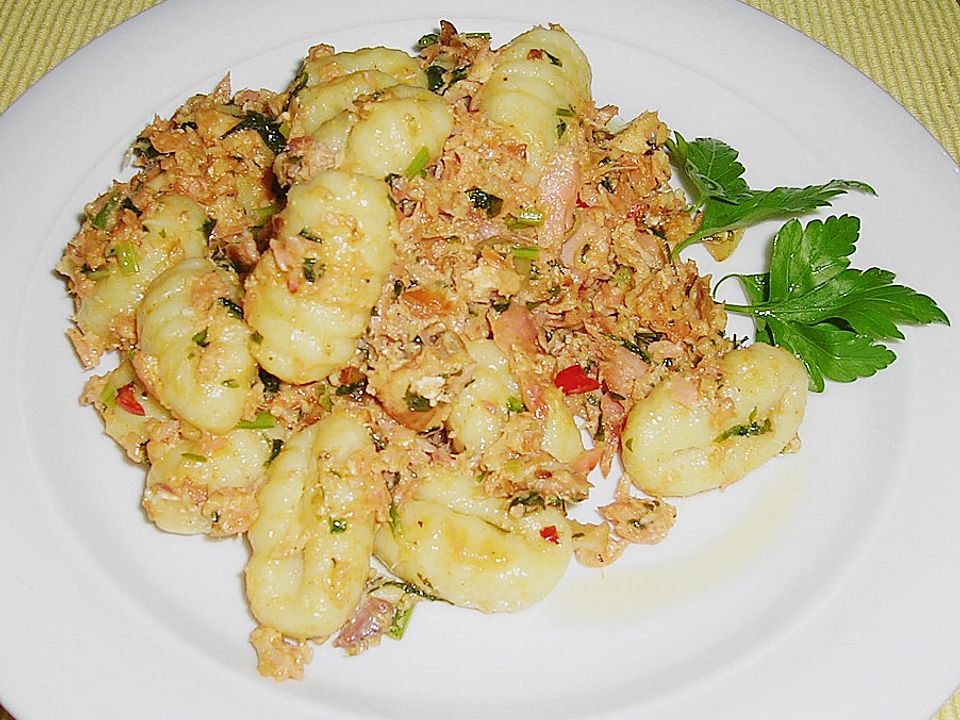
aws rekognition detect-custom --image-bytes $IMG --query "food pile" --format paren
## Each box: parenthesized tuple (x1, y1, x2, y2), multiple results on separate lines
(60, 22, 944, 680)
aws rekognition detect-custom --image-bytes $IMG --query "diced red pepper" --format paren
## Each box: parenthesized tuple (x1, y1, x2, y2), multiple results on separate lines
(539, 525, 560, 544)
(115, 383, 146, 416)
(553, 364, 600, 395)
(527, 49, 543, 60)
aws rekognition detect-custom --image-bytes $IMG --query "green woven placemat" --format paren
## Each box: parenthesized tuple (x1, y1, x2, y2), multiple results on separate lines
(0, 2, 957, 719)
(747, 0, 960, 165)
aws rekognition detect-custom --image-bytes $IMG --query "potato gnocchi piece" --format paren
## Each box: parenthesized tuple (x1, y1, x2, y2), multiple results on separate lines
(447, 340, 584, 461)
(301, 46, 426, 90)
(495, 25, 591, 97)
(244, 409, 379, 639)
(133, 257, 257, 435)
(478, 25, 592, 180)
(66, 193, 209, 366)
(375, 459, 572, 613)
(289, 70, 401, 137)
(621, 343, 808, 497)
(309, 85, 454, 179)
(342, 85, 454, 178)
(80, 359, 171, 464)
(143, 427, 281, 536)
(289, 46, 427, 140)
(447, 339, 520, 453)
(245, 169, 399, 384)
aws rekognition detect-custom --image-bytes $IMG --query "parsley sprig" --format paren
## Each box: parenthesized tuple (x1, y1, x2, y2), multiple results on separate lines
(667, 133, 875, 255)
(717, 215, 948, 391)
(668, 133, 949, 391)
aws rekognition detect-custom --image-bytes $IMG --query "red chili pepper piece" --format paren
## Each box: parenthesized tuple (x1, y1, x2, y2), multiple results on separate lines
(115, 383, 146, 416)
(553, 364, 600, 395)
(539, 525, 560, 544)
(527, 48, 543, 60)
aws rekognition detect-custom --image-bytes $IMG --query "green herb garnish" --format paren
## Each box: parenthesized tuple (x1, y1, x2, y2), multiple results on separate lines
(715, 409, 772, 442)
(505, 209, 545, 229)
(100, 384, 117, 409)
(250, 204, 281, 228)
(505, 396, 526, 413)
(329, 518, 348, 534)
(466, 187, 504, 217)
(417, 32, 439, 48)
(387, 603, 415, 640)
(511, 246, 540, 261)
(113, 241, 141, 275)
(90, 193, 124, 230)
(258, 368, 280, 394)
(404, 146, 431, 178)
(303, 257, 323, 282)
(222, 112, 286, 154)
(718, 214, 949, 391)
(426, 65, 446, 93)
(404, 388, 432, 412)
(263, 438, 283, 467)
(667, 133, 875, 255)
(508, 492, 545, 511)
(132, 135, 160, 160)
(317, 383, 333, 412)
(236, 412, 275, 430)
(531, 48, 562, 66)
(201, 216, 217, 239)
(335, 376, 368, 396)
(218, 297, 244, 319)
(191, 328, 210, 347)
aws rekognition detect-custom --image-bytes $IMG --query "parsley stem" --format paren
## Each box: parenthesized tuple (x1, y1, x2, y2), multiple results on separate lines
(722, 302, 759, 315)
(236, 412, 275, 429)
(405, 146, 431, 178)
(673, 225, 728, 257)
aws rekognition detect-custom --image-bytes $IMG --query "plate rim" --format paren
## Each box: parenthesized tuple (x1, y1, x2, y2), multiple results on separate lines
(2, 1, 959, 719)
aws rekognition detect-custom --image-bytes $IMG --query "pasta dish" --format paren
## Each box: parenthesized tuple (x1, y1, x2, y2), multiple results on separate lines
(57, 22, 811, 680)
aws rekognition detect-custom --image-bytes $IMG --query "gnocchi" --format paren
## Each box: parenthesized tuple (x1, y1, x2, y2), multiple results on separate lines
(621, 343, 808, 497)
(300, 46, 426, 90)
(59, 22, 823, 679)
(478, 25, 592, 180)
(133, 257, 257, 435)
(79, 360, 170, 464)
(244, 409, 380, 639)
(65, 193, 209, 366)
(446, 339, 521, 453)
(337, 85, 455, 179)
(447, 339, 584, 461)
(374, 459, 572, 612)
(143, 427, 280, 536)
(244, 169, 399, 384)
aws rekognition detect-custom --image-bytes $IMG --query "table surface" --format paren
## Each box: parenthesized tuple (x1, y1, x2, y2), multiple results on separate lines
(1, 1, 958, 719)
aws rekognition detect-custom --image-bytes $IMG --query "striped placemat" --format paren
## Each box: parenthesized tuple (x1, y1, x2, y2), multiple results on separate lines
(0, 2, 957, 719)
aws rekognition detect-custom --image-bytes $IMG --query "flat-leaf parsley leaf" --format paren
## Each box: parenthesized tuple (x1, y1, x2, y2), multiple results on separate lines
(717, 215, 949, 391)
(667, 133, 875, 255)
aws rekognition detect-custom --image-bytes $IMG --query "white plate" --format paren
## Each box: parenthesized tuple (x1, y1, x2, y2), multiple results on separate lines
(2, 1, 958, 718)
